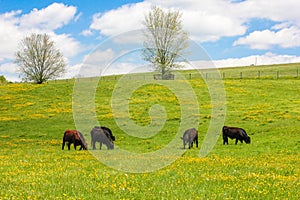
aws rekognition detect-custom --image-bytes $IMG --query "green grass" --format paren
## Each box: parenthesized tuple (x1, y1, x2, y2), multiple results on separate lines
(0, 64, 300, 199)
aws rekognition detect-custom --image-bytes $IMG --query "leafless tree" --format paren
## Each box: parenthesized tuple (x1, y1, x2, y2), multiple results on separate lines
(15, 33, 66, 84)
(142, 6, 189, 79)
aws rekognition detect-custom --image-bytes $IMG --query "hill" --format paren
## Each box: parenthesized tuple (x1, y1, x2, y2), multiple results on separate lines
(0, 63, 299, 199)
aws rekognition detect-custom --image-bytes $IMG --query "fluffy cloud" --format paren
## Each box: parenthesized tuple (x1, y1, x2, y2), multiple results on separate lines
(239, 0, 300, 26)
(90, 2, 151, 36)
(50, 33, 82, 58)
(19, 3, 77, 30)
(234, 26, 300, 49)
(186, 52, 300, 69)
(88, 0, 300, 48)
(0, 11, 23, 59)
(0, 3, 84, 82)
(213, 52, 300, 67)
(0, 3, 81, 61)
(89, 0, 247, 42)
(0, 62, 17, 74)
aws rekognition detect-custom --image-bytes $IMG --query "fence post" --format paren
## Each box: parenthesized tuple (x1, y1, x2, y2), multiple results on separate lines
(276, 71, 279, 79)
(240, 72, 243, 79)
(258, 71, 260, 78)
(189, 73, 192, 79)
(297, 69, 299, 78)
(223, 72, 225, 79)
(205, 73, 208, 80)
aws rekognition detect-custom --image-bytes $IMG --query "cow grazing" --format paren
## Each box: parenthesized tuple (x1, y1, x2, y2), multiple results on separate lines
(99, 126, 115, 142)
(222, 126, 251, 145)
(62, 130, 88, 150)
(181, 128, 198, 149)
(90, 126, 115, 150)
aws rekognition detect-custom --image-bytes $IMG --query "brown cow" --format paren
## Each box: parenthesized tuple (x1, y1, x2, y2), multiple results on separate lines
(181, 128, 198, 149)
(62, 130, 88, 150)
(90, 126, 114, 150)
(222, 126, 251, 145)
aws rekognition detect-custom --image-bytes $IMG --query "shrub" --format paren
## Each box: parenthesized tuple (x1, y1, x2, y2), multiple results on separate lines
(0, 75, 7, 84)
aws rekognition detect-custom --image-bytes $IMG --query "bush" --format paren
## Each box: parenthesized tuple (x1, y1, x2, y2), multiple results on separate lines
(0, 75, 7, 84)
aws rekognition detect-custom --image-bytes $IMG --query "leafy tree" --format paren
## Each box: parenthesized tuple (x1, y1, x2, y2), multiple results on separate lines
(142, 6, 189, 79)
(0, 75, 7, 84)
(15, 33, 66, 84)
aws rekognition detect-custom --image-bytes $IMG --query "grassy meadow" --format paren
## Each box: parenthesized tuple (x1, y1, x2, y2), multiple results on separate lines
(0, 64, 300, 199)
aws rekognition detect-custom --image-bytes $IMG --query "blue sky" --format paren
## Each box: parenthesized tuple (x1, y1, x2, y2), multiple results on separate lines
(1, 0, 300, 81)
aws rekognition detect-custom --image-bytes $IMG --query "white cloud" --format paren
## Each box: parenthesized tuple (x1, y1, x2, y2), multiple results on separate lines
(87, 0, 300, 49)
(90, 2, 151, 36)
(212, 53, 300, 68)
(81, 29, 94, 36)
(240, 0, 300, 26)
(19, 3, 77, 30)
(0, 3, 81, 61)
(88, 0, 248, 42)
(75, 49, 116, 77)
(49, 32, 82, 58)
(0, 11, 22, 60)
(234, 26, 300, 49)
(150, 0, 248, 41)
(182, 10, 246, 41)
(0, 62, 17, 74)
(84, 48, 115, 65)
(103, 62, 150, 76)
(65, 63, 82, 79)
(0, 3, 84, 82)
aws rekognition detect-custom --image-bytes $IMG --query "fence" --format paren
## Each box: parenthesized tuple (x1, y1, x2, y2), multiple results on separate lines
(51, 67, 300, 83)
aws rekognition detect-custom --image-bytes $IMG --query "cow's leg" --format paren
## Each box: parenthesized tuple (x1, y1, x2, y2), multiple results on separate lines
(235, 139, 238, 145)
(92, 140, 96, 150)
(223, 136, 228, 145)
(62, 140, 65, 150)
(195, 139, 198, 148)
(67, 142, 71, 150)
(100, 142, 102, 150)
(223, 135, 228, 145)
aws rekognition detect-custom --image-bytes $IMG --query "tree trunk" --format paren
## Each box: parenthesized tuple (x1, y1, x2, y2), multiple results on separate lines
(161, 67, 166, 80)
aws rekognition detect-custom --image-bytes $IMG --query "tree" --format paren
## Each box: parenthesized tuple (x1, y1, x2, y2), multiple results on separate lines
(15, 33, 66, 84)
(0, 75, 7, 84)
(142, 6, 189, 79)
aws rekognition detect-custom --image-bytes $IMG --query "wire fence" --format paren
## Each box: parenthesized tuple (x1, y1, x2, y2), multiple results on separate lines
(51, 66, 300, 83)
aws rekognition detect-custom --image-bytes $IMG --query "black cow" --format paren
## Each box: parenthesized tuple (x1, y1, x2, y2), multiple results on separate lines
(90, 126, 114, 150)
(181, 128, 198, 149)
(98, 126, 115, 141)
(222, 126, 251, 145)
(62, 130, 88, 150)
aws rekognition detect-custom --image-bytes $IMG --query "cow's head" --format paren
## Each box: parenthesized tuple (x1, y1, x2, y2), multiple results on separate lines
(83, 142, 88, 150)
(244, 136, 251, 144)
(108, 141, 114, 150)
